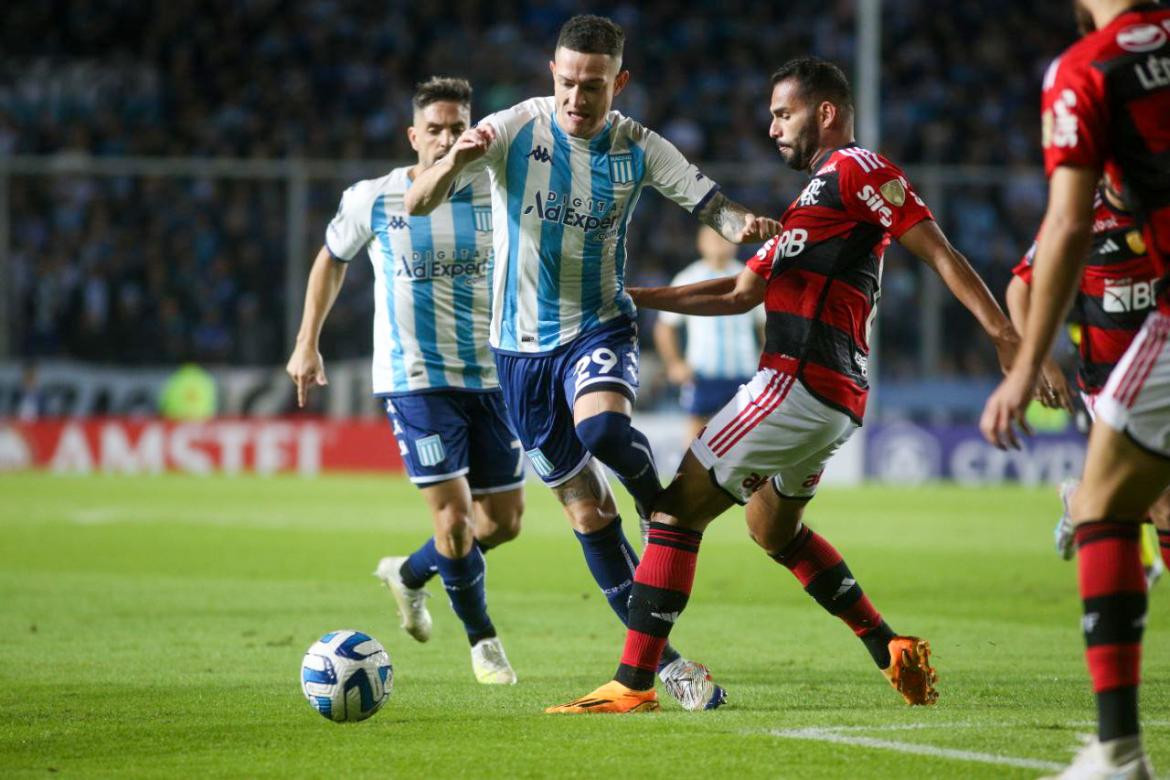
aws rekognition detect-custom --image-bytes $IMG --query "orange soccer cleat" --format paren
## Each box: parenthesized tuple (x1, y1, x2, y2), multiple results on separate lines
(545, 680, 660, 714)
(882, 636, 938, 706)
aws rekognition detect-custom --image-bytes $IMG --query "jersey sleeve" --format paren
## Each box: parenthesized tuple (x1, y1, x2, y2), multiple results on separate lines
(324, 180, 378, 261)
(746, 235, 780, 279)
(1041, 53, 1109, 176)
(839, 158, 933, 239)
(641, 128, 720, 214)
(1012, 236, 1039, 285)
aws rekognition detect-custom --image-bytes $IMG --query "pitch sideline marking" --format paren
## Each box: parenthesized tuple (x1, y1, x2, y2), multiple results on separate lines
(768, 727, 1063, 771)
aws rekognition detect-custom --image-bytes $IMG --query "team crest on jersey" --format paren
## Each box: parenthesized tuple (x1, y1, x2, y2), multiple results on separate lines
(1127, 230, 1147, 255)
(609, 153, 635, 184)
(415, 434, 446, 468)
(474, 206, 492, 232)
(526, 448, 555, 478)
(879, 179, 906, 207)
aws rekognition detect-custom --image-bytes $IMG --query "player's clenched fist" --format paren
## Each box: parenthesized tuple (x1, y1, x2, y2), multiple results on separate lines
(738, 214, 782, 243)
(447, 125, 496, 167)
(286, 344, 328, 408)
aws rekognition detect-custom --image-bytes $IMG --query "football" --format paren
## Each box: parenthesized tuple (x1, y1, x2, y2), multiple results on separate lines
(300, 630, 393, 723)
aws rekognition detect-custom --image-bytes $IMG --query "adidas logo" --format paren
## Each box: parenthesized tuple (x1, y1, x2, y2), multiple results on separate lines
(1099, 237, 1120, 253)
(527, 145, 552, 163)
(651, 610, 680, 624)
(1082, 612, 1100, 634)
(833, 578, 856, 600)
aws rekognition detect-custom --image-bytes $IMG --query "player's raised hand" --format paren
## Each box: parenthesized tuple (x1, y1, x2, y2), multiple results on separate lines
(447, 125, 496, 167)
(286, 344, 328, 408)
(738, 214, 782, 243)
(979, 366, 1035, 450)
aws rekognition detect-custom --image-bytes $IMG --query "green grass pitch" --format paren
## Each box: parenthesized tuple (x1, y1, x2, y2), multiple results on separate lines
(1, 473, 1166, 778)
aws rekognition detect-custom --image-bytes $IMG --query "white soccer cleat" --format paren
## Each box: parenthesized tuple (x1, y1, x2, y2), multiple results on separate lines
(470, 637, 517, 685)
(658, 657, 727, 711)
(1055, 479, 1079, 561)
(1042, 736, 1154, 780)
(373, 556, 432, 643)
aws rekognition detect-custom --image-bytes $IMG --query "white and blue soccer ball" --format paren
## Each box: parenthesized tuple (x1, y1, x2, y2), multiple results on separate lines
(301, 630, 393, 723)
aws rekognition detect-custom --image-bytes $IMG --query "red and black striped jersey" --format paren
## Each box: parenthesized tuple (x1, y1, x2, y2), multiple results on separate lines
(746, 144, 933, 423)
(1010, 188, 1155, 392)
(1013, 188, 1157, 393)
(1041, 3, 1170, 313)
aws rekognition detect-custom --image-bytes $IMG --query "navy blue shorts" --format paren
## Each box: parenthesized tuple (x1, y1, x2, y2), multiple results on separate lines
(382, 389, 524, 493)
(494, 317, 640, 486)
(680, 375, 751, 417)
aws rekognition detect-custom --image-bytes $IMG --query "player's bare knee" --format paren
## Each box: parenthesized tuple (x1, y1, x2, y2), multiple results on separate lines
(433, 506, 475, 556)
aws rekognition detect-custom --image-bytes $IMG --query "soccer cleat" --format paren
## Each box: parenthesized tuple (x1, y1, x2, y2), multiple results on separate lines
(658, 657, 727, 711)
(1055, 479, 1078, 561)
(1040, 736, 1153, 780)
(545, 680, 659, 714)
(881, 636, 938, 706)
(373, 556, 432, 643)
(470, 637, 517, 685)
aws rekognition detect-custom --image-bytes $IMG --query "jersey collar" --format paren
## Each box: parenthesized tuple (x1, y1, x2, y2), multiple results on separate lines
(809, 142, 858, 176)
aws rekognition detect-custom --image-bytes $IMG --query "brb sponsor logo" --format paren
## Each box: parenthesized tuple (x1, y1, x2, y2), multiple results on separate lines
(1103, 278, 1155, 313)
(397, 249, 490, 281)
(524, 190, 620, 239)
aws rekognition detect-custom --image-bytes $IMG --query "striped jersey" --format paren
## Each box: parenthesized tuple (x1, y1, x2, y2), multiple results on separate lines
(658, 259, 764, 378)
(325, 166, 496, 394)
(1012, 188, 1157, 394)
(457, 97, 720, 353)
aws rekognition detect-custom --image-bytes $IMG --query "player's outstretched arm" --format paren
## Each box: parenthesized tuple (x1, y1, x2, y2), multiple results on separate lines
(1005, 274, 1073, 411)
(980, 166, 1097, 447)
(629, 268, 765, 316)
(695, 192, 782, 244)
(286, 245, 348, 408)
(404, 125, 496, 215)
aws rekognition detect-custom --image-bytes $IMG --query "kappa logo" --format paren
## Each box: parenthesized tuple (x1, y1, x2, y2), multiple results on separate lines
(386, 216, 408, 231)
(527, 145, 552, 163)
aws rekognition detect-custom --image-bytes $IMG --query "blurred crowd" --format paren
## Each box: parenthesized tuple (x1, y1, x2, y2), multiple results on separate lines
(4, 0, 1075, 373)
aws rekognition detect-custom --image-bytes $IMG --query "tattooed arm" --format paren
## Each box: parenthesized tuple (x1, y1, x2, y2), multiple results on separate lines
(696, 191, 781, 243)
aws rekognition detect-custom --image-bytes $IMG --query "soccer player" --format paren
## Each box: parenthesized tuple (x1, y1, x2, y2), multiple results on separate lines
(286, 78, 522, 685)
(982, 1, 1170, 775)
(548, 57, 1024, 714)
(405, 15, 780, 710)
(1006, 181, 1166, 589)
(655, 227, 765, 442)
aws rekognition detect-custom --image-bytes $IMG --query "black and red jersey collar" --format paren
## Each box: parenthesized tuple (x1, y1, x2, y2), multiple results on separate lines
(808, 142, 859, 176)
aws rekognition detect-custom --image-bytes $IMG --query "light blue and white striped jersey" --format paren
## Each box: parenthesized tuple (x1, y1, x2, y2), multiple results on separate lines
(658, 259, 764, 379)
(325, 167, 496, 394)
(458, 97, 720, 353)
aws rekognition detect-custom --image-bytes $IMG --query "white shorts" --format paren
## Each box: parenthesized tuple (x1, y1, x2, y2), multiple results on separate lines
(690, 368, 857, 504)
(1096, 311, 1170, 458)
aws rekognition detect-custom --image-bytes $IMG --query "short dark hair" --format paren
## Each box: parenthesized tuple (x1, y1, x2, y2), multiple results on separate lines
(556, 14, 624, 58)
(412, 77, 472, 112)
(771, 57, 853, 115)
